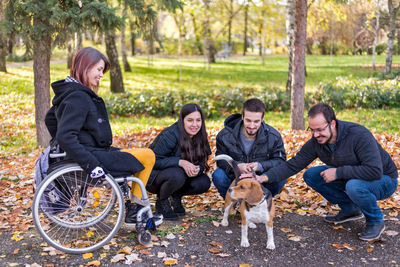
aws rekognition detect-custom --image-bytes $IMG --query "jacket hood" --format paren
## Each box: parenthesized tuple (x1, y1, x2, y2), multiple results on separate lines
(51, 79, 97, 106)
(224, 113, 242, 130)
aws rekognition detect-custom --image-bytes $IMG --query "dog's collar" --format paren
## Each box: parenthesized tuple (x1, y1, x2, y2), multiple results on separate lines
(244, 196, 267, 211)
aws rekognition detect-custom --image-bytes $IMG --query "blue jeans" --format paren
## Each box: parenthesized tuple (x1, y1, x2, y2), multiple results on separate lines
(303, 165, 398, 225)
(212, 168, 287, 199)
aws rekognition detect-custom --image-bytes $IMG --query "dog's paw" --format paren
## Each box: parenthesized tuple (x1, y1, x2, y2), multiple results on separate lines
(241, 240, 250, 247)
(267, 242, 275, 250)
(249, 222, 256, 229)
(221, 219, 229, 227)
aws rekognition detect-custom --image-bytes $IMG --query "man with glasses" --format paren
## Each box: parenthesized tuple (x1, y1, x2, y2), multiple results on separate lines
(240, 103, 398, 241)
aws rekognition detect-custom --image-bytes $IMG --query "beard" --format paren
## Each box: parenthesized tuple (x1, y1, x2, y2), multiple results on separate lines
(314, 127, 333, 145)
(245, 127, 257, 137)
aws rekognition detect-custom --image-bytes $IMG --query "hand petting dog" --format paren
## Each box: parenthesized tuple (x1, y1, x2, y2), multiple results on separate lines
(239, 172, 269, 183)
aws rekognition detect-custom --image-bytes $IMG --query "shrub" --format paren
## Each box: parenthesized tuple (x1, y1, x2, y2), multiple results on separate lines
(375, 44, 387, 55)
(105, 77, 400, 117)
(314, 77, 400, 109)
(104, 87, 290, 118)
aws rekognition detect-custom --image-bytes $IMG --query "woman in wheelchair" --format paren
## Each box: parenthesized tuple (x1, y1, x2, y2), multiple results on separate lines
(44, 47, 162, 226)
(147, 103, 211, 220)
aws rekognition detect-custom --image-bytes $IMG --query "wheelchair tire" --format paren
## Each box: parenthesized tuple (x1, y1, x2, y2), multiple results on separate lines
(138, 230, 152, 246)
(32, 163, 125, 254)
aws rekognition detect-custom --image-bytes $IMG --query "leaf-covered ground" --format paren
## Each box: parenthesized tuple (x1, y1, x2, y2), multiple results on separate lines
(1, 126, 400, 232)
(1, 126, 400, 266)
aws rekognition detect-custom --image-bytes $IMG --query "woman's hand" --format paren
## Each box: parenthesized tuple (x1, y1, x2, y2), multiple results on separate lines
(179, 160, 200, 177)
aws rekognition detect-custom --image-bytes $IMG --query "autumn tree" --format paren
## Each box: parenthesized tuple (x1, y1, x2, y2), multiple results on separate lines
(0, 0, 7, 72)
(120, 0, 132, 72)
(286, 0, 295, 92)
(13, 0, 121, 147)
(203, 0, 216, 65)
(372, 0, 381, 70)
(385, 0, 400, 73)
(291, 0, 307, 130)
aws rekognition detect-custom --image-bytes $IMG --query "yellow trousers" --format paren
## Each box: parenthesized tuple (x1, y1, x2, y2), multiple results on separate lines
(121, 148, 155, 199)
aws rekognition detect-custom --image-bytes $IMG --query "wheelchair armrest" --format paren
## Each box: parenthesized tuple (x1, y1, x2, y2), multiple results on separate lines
(49, 152, 67, 158)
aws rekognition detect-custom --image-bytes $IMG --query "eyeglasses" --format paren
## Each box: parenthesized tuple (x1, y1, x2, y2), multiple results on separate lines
(307, 123, 330, 134)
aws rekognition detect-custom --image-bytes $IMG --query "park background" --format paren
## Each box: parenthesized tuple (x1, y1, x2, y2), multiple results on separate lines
(1, 0, 400, 266)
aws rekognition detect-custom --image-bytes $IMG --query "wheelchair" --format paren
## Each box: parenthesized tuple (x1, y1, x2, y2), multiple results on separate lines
(32, 150, 157, 254)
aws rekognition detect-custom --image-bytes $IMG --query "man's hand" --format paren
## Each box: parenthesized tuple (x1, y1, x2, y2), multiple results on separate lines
(320, 168, 337, 183)
(238, 163, 251, 173)
(248, 162, 258, 172)
(239, 173, 268, 183)
(179, 160, 200, 177)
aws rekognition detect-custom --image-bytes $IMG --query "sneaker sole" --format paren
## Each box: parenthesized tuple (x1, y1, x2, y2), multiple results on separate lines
(359, 225, 385, 241)
(324, 214, 364, 224)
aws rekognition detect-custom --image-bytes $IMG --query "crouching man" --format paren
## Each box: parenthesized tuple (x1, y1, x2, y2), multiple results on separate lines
(245, 103, 398, 241)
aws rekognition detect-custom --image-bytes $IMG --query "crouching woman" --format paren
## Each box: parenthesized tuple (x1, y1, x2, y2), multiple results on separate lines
(147, 103, 211, 220)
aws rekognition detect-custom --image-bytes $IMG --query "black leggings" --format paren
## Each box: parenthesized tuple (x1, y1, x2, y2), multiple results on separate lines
(147, 167, 211, 200)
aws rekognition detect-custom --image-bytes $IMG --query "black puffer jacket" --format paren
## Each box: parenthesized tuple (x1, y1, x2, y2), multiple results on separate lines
(45, 80, 144, 176)
(266, 120, 399, 183)
(147, 122, 211, 186)
(215, 114, 286, 178)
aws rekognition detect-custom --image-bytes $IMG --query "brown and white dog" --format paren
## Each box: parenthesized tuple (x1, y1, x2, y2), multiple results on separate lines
(215, 154, 275, 250)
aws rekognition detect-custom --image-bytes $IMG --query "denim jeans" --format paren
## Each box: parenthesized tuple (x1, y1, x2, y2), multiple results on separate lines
(212, 168, 287, 199)
(303, 165, 398, 225)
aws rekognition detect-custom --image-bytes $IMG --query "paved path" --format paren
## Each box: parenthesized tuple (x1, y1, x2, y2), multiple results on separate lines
(1, 210, 399, 266)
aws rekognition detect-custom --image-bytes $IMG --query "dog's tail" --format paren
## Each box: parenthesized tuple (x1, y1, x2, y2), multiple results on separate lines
(214, 154, 241, 183)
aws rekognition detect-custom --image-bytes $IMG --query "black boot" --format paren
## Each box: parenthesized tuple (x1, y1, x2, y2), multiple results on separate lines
(125, 201, 140, 224)
(156, 198, 179, 221)
(125, 200, 163, 226)
(171, 195, 186, 216)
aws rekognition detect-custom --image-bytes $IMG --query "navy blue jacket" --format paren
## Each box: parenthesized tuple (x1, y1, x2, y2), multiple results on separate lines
(215, 114, 286, 178)
(45, 80, 144, 176)
(148, 122, 211, 186)
(266, 120, 398, 183)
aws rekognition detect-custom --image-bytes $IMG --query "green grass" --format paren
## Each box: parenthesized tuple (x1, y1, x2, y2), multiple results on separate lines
(1, 54, 400, 155)
(111, 54, 394, 94)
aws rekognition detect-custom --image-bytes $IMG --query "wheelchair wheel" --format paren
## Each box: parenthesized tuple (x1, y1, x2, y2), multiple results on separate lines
(138, 230, 152, 245)
(32, 163, 124, 254)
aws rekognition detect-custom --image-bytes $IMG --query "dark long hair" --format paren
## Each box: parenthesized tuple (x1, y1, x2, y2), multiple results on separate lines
(70, 47, 110, 88)
(178, 103, 209, 170)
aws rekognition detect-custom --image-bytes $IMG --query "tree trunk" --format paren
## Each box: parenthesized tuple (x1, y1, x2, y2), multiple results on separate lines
(33, 17, 52, 147)
(173, 14, 183, 81)
(286, 0, 295, 92)
(121, 0, 131, 72)
(228, 0, 233, 47)
(385, 0, 399, 73)
(67, 39, 74, 69)
(75, 31, 82, 51)
(397, 28, 400, 55)
(203, 0, 216, 65)
(105, 31, 125, 93)
(190, 11, 203, 55)
(291, 0, 307, 130)
(130, 20, 136, 56)
(0, 0, 7, 72)
(372, 0, 380, 71)
(178, 32, 182, 82)
(23, 38, 32, 59)
(7, 35, 13, 54)
(258, 14, 263, 56)
(243, 1, 249, 56)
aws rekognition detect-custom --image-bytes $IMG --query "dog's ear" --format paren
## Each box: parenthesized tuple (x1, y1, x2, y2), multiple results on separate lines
(245, 182, 264, 205)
